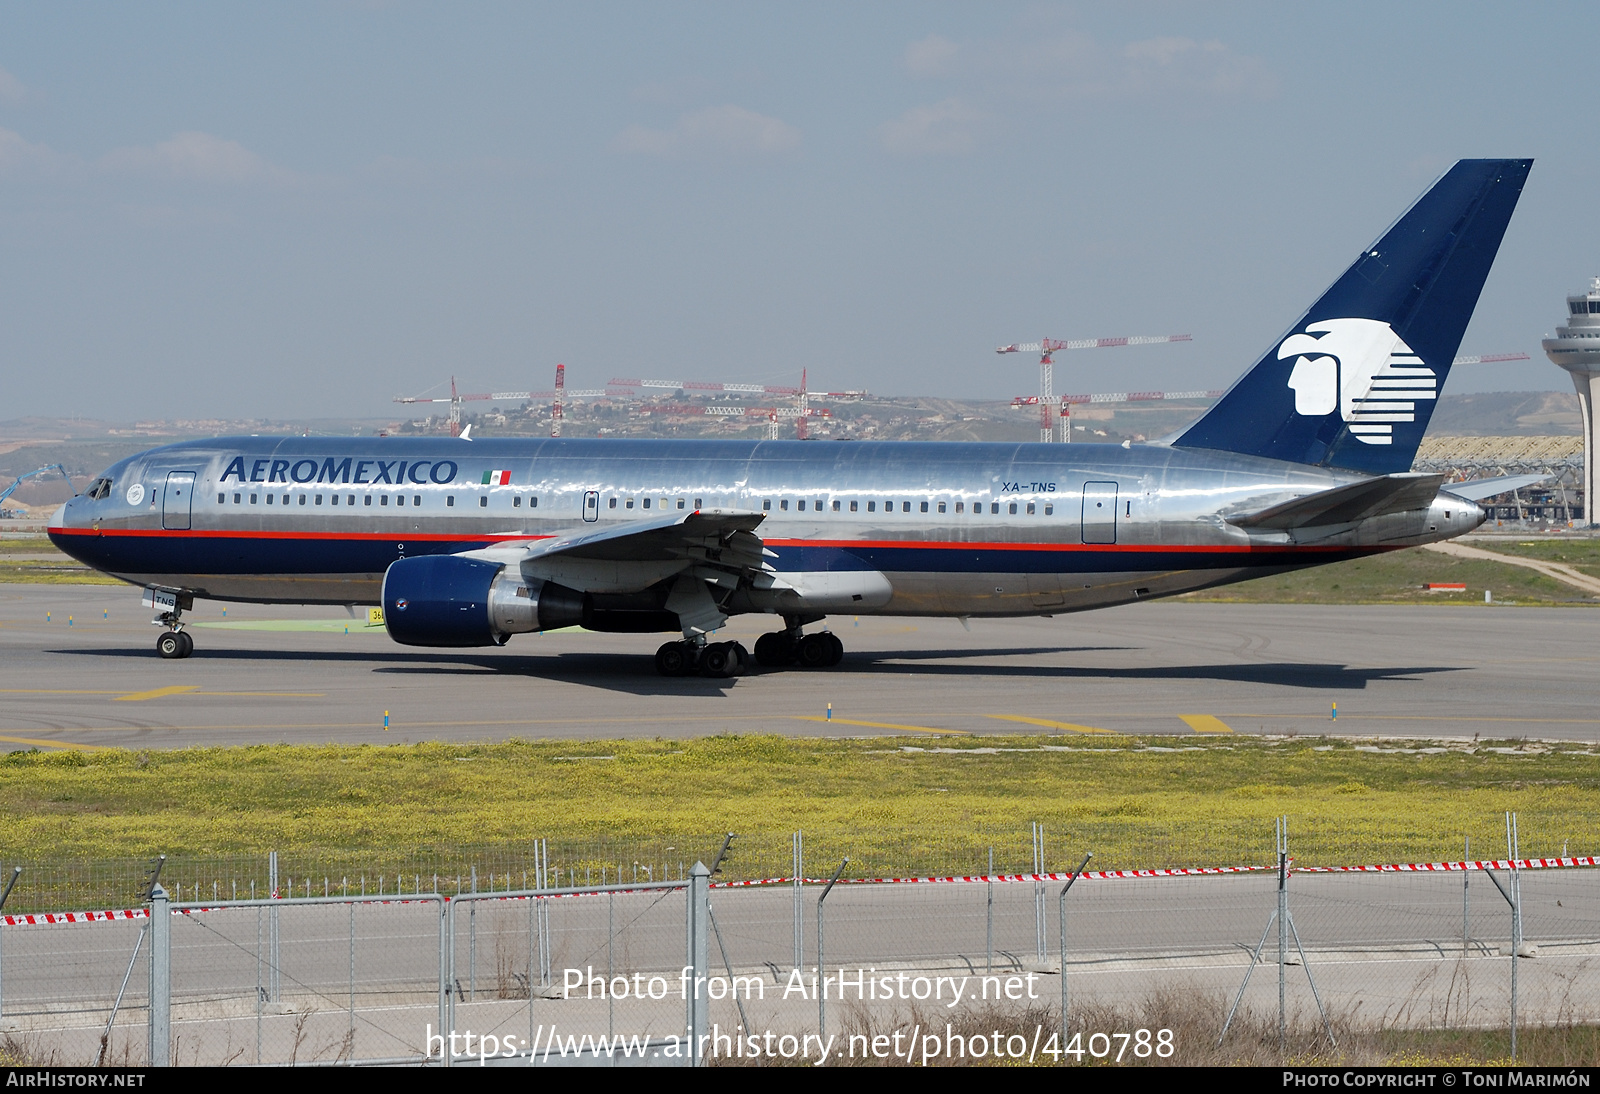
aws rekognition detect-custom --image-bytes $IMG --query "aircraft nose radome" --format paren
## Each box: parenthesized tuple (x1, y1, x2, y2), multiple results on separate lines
(49, 502, 69, 527)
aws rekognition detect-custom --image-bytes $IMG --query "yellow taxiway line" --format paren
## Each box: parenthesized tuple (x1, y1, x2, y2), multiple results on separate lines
(986, 714, 1113, 735)
(793, 716, 967, 736)
(0, 735, 109, 752)
(1180, 714, 1235, 734)
(112, 686, 202, 702)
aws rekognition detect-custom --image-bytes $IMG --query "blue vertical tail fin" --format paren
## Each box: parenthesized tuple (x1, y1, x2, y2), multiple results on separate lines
(1173, 159, 1531, 475)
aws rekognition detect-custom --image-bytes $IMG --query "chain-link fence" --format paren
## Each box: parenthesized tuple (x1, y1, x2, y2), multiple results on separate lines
(0, 824, 1592, 1066)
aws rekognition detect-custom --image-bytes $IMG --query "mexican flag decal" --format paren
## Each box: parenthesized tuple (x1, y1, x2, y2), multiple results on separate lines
(481, 469, 512, 485)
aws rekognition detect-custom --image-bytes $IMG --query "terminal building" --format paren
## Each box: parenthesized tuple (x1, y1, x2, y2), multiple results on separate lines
(1542, 276, 1600, 525)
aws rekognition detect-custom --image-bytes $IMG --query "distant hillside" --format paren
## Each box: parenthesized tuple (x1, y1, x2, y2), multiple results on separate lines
(1426, 391, 1580, 436)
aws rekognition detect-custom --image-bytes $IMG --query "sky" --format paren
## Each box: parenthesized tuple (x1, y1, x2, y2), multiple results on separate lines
(2, 2, 1597, 421)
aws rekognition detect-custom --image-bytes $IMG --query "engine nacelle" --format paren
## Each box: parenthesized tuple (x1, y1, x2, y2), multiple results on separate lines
(382, 555, 584, 647)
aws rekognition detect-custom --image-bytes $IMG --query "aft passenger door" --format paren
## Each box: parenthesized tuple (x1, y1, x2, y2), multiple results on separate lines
(1081, 481, 1118, 544)
(161, 472, 195, 531)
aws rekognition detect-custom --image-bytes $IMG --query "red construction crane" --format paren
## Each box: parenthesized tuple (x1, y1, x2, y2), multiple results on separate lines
(997, 335, 1192, 442)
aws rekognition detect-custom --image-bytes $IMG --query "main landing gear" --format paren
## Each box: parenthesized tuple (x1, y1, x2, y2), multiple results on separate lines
(752, 628, 843, 670)
(154, 609, 193, 659)
(655, 639, 749, 679)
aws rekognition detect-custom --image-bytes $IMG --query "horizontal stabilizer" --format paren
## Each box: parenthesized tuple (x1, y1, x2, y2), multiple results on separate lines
(1231, 473, 1445, 530)
(1441, 473, 1552, 502)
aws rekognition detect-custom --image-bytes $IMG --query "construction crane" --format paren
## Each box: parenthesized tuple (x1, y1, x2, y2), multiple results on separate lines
(394, 367, 609, 436)
(0, 465, 73, 515)
(997, 335, 1192, 442)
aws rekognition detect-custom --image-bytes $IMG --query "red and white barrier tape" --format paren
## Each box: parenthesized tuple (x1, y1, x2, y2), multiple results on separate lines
(7, 857, 1595, 927)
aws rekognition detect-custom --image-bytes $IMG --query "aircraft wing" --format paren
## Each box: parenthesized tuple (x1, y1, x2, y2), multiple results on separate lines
(454, 510, 773, 629)
(1229, 473, 1446, 530)
(1440, 473, 1553, 502)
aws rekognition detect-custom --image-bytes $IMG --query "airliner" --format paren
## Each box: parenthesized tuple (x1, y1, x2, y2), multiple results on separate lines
(50, 159, 1535, 676)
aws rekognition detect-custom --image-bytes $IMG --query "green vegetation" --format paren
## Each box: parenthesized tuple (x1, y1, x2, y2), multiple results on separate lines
(0, 735, 1595, 910)
(1179, 546, 1590, 605)
(0, 536, 59, 555)
(0, 559, 121, 584)
(1482, 537, 1600, 579)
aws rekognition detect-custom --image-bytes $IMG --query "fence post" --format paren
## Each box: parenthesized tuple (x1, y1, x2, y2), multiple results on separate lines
(147, 884, 170, 1067)
(1277, 818, 1288, 1057)
(986, 847, 994, 973)
(469, 865, 477, 1002)
(1463, 836, 1470, 956)
(442, 896, 454, 1068)
(816, 858, 847, 1044)
(1057, 853, 1093, 1045)
(268, 850, 280, 1003)
(0, 865, 19, 1019)
(686, 861, 710, 1066)
(792, 830, 803, 971)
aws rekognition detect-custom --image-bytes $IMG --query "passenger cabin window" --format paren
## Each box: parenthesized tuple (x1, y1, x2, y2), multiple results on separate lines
(381, 495, 388, 506)
(610, 498, 617, 509)
(937, 502, 945, 513)
(1009, 502, 1018, 515)
(1026, 502, 1035, 515)
(299, 495, 307, 506)
(233, 493, 241, 504)
(867, 501, 875, 512)
(315, 495, 323, 505)
(903, 501, 911, 513)
(529, 496, 535, 508)
(849, 500, 857, 512)
(447, 496, 454, 507)
(643, 498, 651, 509)
(396, 495, 405, 506)
(513, 496, 520, 507)
(217, 493, 225, 503)
(796, 500, 805, 511)
(780, 500, 789, 511)
(330, 495, 338, 506)
(920, 501, 929, 513)
(763, 500, 771, 511)
(832, 500, 840, 512)
(364, 496, 372, 506)
(955, 502, 963, 513)
(250, 494, 258, 504)
(677, 499, 685, 509)
(1044, 504, 1054, 516)
(266, 494, 274, 505)
(991, 503, 999, 514)
(415, 495, 423, 506)
(694, 498, 702, 508)
(479, 496, 487, 507)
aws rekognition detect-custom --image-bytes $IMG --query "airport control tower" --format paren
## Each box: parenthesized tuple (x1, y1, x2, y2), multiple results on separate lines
(1542, 277, 1600, 524)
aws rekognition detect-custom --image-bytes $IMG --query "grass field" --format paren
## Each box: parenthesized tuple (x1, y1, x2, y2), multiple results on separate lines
(1, 734, 1596, 910)
(1178, 546, 1589, 605)
(1483, 538, 1600, 579)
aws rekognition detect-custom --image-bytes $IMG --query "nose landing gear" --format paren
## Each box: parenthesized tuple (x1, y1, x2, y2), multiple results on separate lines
(153, 604, 194, 659)
(156, 629, 193, 659)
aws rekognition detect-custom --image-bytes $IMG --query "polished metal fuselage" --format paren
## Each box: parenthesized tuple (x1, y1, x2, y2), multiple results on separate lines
(48, 437, 1483, 620)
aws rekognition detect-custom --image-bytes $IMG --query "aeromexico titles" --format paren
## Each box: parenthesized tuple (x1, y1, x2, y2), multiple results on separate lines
(51, 159, 1538, 677)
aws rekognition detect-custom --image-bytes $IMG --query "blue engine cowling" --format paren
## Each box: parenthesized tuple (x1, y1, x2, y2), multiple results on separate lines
(383, 555, 500, 647)
(382, 555, 586, 647)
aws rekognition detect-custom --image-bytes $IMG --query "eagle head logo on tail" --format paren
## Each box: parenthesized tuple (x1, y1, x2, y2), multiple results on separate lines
(1279, 318, 1436, 445)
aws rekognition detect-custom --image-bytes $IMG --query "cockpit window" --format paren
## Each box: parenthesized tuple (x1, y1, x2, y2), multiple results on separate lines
(85, 478, 113, 500)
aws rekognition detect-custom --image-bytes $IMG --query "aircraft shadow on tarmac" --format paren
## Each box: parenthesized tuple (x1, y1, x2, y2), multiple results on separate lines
(53, 645, 1460, 693)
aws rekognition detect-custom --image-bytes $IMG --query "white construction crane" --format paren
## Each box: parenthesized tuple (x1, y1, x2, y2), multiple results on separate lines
(997, 335, 1192, 442)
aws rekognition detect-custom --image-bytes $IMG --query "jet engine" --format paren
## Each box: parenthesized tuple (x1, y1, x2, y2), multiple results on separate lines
(381, 554, 685, 646)
(382, 555, 584, 647)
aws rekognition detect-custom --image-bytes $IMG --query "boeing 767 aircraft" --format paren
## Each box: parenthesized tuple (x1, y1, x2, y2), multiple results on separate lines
(50, 159, 1533, 676)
